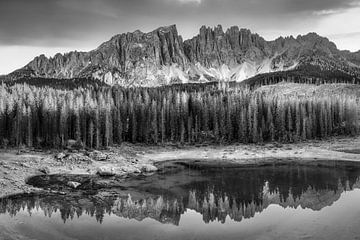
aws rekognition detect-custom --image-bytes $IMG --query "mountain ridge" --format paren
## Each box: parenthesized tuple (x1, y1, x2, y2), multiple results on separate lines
(6, 24, 360, 86)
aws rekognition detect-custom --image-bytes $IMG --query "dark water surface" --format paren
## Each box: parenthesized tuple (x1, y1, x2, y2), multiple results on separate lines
(1, 162, 360, 240)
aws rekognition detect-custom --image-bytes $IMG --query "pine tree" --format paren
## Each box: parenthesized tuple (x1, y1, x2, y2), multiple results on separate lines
(26, 106, 32, 147)
(95, 108, 100, 148)
(160, 105, 165, 143)
(267, 105, 275, 142)
(151, 100, 158, 143)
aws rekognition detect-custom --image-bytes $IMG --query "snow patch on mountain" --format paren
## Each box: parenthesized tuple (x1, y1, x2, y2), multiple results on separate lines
(184, 57, 299, 82)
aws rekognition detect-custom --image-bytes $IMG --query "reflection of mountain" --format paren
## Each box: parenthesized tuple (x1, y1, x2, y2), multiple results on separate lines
(186, 185, 344, 224)
(1, 165, 360, 225)
(111, 194, 184, 225)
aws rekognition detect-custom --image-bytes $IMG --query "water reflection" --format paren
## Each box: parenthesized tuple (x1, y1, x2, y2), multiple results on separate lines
(1, 164, 360, 225)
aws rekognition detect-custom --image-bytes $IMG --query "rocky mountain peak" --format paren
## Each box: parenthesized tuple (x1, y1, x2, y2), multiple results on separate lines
(7, 24, 360, 86)
(156, 24, 178, 33)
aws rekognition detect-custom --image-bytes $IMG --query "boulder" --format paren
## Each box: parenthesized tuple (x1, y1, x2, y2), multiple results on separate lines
(66, 153, 92, 163)
(56, 152, 66, 160)
(121, 165, 141, 174)
(140, 164, 158, 173)
(67, 181, 81, 189)
(89, 151, 108, 161)
(19, 162, 30, 168)
(39, 166, 51, 175)
(96, 166, 116, 176)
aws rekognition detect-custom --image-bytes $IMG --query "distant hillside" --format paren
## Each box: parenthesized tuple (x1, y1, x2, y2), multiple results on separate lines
(255, 82, 360, 98)
(242, 64, 360, 88)
(5, 77, 109, 90)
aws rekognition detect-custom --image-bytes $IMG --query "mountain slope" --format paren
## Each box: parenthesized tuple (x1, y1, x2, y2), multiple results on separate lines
(241, 64, 360, 88)
(6, 25, 360, 86)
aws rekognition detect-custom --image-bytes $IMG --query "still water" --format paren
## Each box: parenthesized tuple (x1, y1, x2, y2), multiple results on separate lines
(1, 162, 360, 240)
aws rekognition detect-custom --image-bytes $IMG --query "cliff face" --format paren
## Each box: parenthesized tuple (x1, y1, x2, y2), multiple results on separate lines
(16, 25, 188, 86)
(8, 24, 360, 86)
(184, 25, 270, 67)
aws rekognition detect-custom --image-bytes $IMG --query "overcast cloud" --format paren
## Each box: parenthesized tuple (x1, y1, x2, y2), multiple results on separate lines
(0, 0, 359, 73)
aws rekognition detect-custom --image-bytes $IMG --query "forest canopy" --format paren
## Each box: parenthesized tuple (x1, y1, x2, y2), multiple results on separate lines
(0, 82, 359, 148)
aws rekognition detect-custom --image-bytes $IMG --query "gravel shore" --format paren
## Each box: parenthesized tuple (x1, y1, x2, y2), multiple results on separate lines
(1, 136, 360, 198)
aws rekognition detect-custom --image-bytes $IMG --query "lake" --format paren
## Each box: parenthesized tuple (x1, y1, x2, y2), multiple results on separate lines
(1, 161, 360, 240)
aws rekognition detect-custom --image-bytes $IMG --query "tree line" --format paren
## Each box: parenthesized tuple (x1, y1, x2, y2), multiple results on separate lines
(0, 82, 359, 148)
(242, 64, 360, 88)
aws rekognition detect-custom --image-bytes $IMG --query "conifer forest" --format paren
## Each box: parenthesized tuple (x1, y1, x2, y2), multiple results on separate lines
(0, 82, 359, 148)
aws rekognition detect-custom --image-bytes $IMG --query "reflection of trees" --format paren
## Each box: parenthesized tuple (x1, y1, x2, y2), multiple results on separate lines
(1, 165, 360, 225)
(0, 194, 116, 224)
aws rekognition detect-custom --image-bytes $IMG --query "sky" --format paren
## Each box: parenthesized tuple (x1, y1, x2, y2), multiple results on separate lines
(0, 0, 360, 74)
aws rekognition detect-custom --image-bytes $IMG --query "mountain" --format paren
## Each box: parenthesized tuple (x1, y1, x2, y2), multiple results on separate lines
(6, 24, 360, 86)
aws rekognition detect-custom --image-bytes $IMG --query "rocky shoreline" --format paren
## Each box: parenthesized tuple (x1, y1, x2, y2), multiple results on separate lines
(0, 136, 360, 198)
